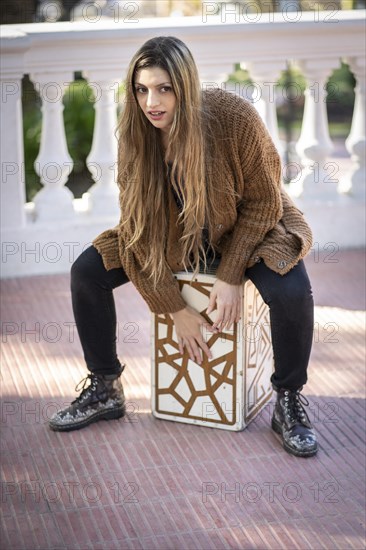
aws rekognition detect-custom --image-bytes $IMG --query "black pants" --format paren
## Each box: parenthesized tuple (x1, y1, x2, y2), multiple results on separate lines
(71, 246, 314, 390)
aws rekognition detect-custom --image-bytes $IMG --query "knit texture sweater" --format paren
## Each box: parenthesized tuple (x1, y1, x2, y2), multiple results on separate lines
(93, 89, 313, 314)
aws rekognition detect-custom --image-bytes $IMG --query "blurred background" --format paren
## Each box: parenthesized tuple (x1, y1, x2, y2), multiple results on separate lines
(1, 0, 363, 201)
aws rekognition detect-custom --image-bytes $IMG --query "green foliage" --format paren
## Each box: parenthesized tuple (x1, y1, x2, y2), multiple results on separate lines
(22, 77, 95, 202)
(22, 91, 42, 201)
(63, 79, 95, 171)
(326, 61, 356, 107)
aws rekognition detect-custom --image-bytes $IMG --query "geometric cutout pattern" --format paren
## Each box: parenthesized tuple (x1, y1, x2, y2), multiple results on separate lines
(151, 273, 273, 431)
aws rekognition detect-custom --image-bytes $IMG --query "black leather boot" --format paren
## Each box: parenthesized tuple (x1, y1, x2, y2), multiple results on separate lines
(49, 368, 126, 432)
(271, 387, 318, 457)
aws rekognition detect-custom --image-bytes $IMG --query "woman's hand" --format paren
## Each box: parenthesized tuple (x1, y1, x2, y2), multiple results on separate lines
(171, 306, 216, 365)
(206, 279, 242, 331)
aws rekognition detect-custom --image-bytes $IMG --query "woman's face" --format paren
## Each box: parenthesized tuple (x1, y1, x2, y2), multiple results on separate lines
(134, 66, 176, 136)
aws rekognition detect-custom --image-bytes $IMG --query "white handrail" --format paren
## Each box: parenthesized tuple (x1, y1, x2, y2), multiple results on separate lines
(0, 11, 365, 277)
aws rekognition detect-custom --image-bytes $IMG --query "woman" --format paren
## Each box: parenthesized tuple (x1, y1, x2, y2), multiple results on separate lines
(50, 36, 317, 458)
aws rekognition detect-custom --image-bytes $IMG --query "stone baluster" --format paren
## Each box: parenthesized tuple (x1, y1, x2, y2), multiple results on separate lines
(244, 61, 285, 158)
(0, 29, 29, 230)
(339, 57, 366, 199)
(30, 72, 75, 222)
(289, 59, 340, 199)
(83, 70, 120, 220)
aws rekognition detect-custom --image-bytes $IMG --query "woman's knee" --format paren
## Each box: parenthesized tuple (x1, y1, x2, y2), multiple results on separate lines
(273, 263, 313, 308)
(283, 279, 312, 307)
(71, 246, 103, 290)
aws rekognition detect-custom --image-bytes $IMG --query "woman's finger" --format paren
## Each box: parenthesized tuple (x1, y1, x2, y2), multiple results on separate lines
(203, 321, 217, 334)
(206, 293, 217, 315)
(195, 346, 203, 365)
(220, 307, 233, 331)
(197, 325, 213, 360)
(213, 303, 227, 330)
(192, 340, 203, 364)
(228, 308, 239, 330)
(225, 301, 241, 330)
(183, 339, 196, 363)
(197, 337, 212, 361)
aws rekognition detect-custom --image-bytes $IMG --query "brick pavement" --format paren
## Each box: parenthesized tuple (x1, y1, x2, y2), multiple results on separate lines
(1, 249, 365, 549)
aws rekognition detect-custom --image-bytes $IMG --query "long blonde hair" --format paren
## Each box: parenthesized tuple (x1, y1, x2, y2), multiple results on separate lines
(118, 36, 222, 286)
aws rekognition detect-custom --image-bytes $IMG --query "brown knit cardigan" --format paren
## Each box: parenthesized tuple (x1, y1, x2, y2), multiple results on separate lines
(93, 89, 313, 314)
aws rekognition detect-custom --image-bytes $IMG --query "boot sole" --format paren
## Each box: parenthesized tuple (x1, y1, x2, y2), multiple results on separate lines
(271, 417, 318, 458)
(49, 405, 126, 432)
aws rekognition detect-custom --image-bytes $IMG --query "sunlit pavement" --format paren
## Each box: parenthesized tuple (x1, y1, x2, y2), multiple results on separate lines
(1, 249, 365, 549)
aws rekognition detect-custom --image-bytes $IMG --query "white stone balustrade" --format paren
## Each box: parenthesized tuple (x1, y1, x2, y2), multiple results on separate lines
(83, 70, 120, 218)
(0, 10, 365, 278)
(342, 56, 366, 199)
(289, 58, 340, 200)
(30, 71, 75, 221)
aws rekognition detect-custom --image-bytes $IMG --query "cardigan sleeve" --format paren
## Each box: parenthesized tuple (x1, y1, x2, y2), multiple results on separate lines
(215, 100, 283, 285)
(93, 223, 187, 314)
(117, 231, 187, 314)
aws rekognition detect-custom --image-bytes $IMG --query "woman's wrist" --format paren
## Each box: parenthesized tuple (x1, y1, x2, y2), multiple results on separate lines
(170, 306, 187, 319)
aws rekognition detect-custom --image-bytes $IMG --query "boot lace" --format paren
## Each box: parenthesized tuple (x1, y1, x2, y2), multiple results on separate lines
(283, 390, 310, 425)
(72, 374, 105, 404)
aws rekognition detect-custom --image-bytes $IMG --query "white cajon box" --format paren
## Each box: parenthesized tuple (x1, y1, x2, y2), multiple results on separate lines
(151, 272, 274, 431)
